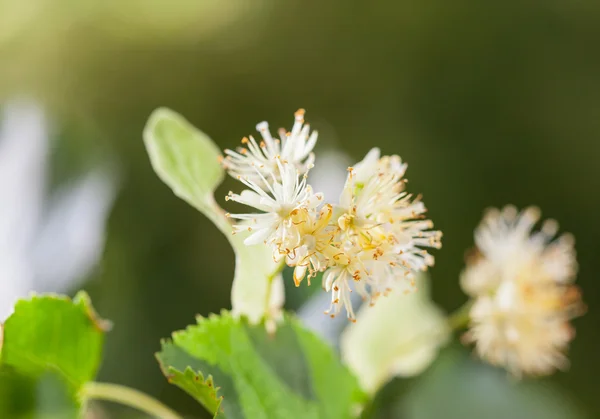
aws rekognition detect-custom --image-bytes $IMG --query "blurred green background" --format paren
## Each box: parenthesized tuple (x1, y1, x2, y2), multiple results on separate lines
(1, 1, 599, 418)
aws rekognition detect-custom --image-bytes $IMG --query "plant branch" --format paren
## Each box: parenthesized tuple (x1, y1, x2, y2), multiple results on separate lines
(447, 300, 473, 331)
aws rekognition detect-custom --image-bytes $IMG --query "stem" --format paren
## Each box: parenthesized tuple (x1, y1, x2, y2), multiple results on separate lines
(264, 260, 287, 314)
(83, 382, 182, 419)
(447, 300, 473, 331)
(204, 197, 235, 237)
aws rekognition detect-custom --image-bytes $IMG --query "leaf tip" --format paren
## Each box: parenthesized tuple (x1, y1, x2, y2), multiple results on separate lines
(74, 291, 112, 333)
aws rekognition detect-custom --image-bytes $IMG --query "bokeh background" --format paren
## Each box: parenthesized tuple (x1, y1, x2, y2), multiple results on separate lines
(1, 1, 599, 418)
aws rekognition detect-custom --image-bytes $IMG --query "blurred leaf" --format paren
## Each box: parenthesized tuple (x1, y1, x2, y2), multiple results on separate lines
(156, 311, 366, 419)
(143, 108, 282, 324)
(0, 367, 78, 419)
(1, 291, 109, 387)
(228, 234, 283, 324)
(370, 346, 587, 419)
(0, 291, 109, 417)
(143, 107, 225, 225)
(341, 274, 449, 395)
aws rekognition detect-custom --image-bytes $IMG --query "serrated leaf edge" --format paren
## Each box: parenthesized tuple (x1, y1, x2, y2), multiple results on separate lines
(158, 310, 368, 418)
(155, 340, 225, 418)
(155, 310, 240, 417)
(168, 366, 223, 403)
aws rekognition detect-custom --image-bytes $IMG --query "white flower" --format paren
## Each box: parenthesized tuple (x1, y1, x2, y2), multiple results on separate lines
(222, 109, 317, 183)
(322, 247, 367, 320)
(286, 204, 339, 286)
(324, 148, 442, 319)
(461, 205, 585, 376)
(225, 157, 323, 252)
(339, 148, 441, 264)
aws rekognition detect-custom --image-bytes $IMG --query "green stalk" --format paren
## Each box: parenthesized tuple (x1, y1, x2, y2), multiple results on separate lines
(83, 382, 182, 419)
(447, 300, 473, 331)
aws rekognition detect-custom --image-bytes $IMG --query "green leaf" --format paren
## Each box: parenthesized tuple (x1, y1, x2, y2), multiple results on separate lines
(0, 367, 79, 419)
(370, 346, 588, 419)
(0, 291, 109, 416)
(158, 343, 223, 417)
(143, 108, 282, 324)
(156, 311, 366, 419)
(1, 291, 109, 388)
(143, 107, 225, 223)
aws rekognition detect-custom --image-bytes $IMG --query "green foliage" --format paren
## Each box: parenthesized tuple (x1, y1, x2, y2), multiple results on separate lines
(340, 274, 449, 394)
(143, 107, 227, 228)
(157, 311, 366, 419)
(370, 346, 587, 419)
(0, 292, 109, 418)
(1, 291, 109, 387)
(157, 343, 223, 417)
(0, 367, 78, 419)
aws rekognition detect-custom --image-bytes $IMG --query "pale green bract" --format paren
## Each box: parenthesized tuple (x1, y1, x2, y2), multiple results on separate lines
(143, 108, 282, 324)
(143, 107, 226, 227)
(340, 274, 450, 394)
(157, 311, 366, 419)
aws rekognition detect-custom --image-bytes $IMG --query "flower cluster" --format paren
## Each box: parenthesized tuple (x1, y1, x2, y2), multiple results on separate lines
(222, 110, 442, 320)
(461, 205, 585, 376)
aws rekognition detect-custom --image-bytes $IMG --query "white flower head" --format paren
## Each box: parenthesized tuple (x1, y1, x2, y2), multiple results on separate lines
(462, 205, 576, 295)
(223, 115, 442, 323)
(221, 109, 317, 183)
(286, 204, 339, 286)
(461, 205, 585, 376)
(225, 157, 323, 255)
(322, 246, 368, 321)
(323, 148, 442, 320)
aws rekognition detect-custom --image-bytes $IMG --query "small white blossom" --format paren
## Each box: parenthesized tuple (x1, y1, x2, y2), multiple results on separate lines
(221, 109, 317, 183)
(225, 157, 323, 253)
(322, 246, 368, 320)
(286, 204, 339, 286)
(461, 205, 585, 376)
(325, 148, 442, 319)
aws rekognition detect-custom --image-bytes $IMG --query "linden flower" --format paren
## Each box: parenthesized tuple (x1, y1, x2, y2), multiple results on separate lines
(338, 148, 441, 270)
(223, 112, 442, 322)
(324, 148, 442, 319)
(221, 109, 317, 183)
(322, 247, 368, 320)
(286, 204, 339, 286)
(322, 240, 430, 321)
(461, 205, 577, 295)
(461, 205, 585, 376)
(225, 158, 323, 250)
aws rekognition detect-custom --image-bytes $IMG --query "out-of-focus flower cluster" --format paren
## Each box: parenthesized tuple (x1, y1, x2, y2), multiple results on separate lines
(222, 109, 442, 320)
(461, 205, 585, 376)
